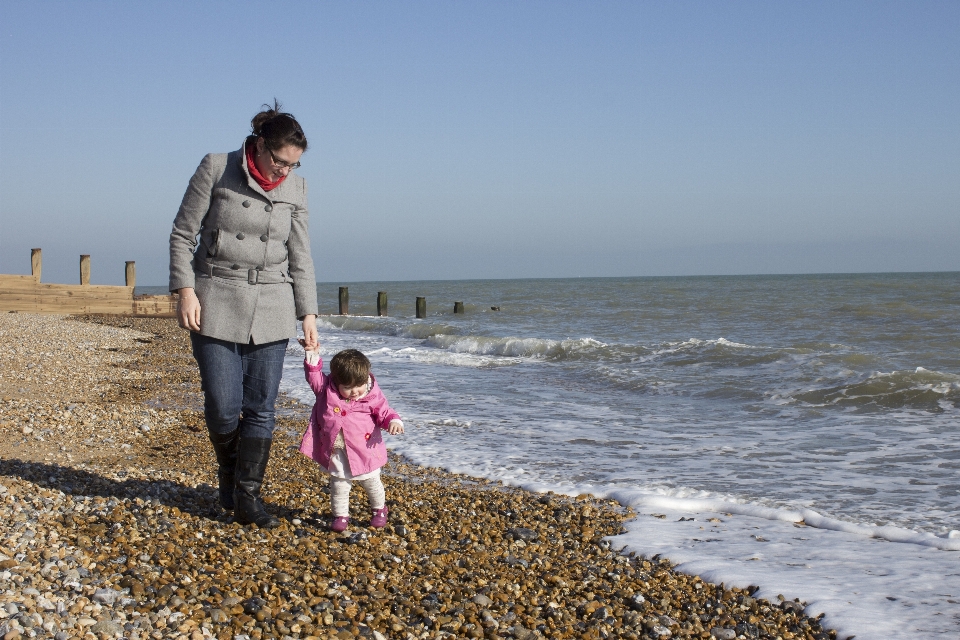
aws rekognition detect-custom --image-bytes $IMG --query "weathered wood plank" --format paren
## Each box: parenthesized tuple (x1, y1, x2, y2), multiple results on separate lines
(40, 285, 134, 297)
(31, 248, 42, 280)
(80, 255, 91, 286)
(0, 293, 41, 312)
(133, 295, 177, 317)
(35, 302, 135, 315)
(0, 280, 132, 293)
(0, 274, 40, 282)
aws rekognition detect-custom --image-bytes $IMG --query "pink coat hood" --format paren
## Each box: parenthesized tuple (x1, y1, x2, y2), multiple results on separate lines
(298, 357, 401, 476)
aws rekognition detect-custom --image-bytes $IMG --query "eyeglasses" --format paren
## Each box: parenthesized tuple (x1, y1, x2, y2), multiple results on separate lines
(266, 147, 301, 170)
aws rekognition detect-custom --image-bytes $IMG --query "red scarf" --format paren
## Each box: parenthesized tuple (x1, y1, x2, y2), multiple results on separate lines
(245, 141, 286, 192)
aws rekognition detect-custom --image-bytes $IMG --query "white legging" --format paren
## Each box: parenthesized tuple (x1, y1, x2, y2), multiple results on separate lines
(330, 474, 385, 518)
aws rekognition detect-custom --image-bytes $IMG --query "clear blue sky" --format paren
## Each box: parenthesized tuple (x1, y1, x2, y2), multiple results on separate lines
(1, 0, 958, 285)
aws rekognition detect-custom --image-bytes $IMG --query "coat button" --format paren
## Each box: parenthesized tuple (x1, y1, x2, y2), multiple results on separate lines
(334, 407, 340, 413)
(364, 433, 371, 440)
(242, 200, 251, 208)
(260, 234, 268, 242)
(236, 232, 245, 240)
(265, 204, 273, 212)
(230, 264, 240, 270)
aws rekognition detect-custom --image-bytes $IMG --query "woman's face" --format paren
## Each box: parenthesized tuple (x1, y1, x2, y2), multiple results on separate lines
(254, 138, 304, 182)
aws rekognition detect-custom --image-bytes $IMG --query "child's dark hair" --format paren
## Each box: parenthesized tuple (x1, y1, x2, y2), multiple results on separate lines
(330, 349, 371, 388)
(248, 99, 308, 151)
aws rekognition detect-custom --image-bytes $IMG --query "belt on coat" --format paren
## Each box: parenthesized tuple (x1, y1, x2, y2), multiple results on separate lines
(196, 261, 291, 284)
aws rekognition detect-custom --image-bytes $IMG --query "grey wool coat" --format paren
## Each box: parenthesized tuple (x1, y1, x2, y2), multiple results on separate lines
(169, 141, 318, 344)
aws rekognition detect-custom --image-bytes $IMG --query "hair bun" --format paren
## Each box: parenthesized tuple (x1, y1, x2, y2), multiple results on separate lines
(250, 99, 308, 151)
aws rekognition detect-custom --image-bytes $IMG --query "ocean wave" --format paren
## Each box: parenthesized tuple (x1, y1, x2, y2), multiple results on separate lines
(658, 337, 762, 352)
(789, 367, 960, 411)
(374, 346, 522, 368)
(317, 319, 952, 412)
(424, 334, 610, 360)
(420, 333, 775, 366)
(643, 337, 807, 371)
(319, 317, 822, 371)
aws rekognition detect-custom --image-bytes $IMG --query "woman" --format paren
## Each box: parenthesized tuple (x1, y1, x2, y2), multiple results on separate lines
(169, 101, 318, 528)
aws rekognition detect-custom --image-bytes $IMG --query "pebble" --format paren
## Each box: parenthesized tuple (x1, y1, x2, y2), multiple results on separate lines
(472, 594, 494, 607)
(512, 624, 538, 639)
(92, 587, 121, 606)
(0, 314, 839, 640)
(90, 619, 123, 636)
(782, 599, 806, 613)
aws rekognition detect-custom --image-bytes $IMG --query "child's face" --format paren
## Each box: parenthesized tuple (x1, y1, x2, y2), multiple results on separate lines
(337, 382, 367, 401)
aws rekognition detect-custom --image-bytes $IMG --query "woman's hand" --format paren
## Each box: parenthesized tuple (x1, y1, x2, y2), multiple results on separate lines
(176, 288, 201, 331)
(301, 314, 319, 351)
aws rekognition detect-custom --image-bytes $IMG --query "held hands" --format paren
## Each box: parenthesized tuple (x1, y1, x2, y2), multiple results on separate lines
(176, 288, 201, 331)
(297, 337, 321, 366)
(387, 420, 404, 435)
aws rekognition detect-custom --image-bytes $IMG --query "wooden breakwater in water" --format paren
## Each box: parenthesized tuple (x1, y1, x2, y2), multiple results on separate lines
(335, 287, 469, 318)
(0, 248, 177, 317)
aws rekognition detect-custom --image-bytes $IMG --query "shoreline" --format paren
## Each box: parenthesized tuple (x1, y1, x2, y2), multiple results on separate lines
(0, 313, 837, 640)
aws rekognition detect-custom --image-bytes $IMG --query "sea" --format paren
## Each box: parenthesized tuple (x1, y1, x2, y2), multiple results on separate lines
(271, 273, 959, 639)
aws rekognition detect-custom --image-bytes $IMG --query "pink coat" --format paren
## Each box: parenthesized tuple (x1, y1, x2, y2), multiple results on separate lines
(298, 357, 401, 476)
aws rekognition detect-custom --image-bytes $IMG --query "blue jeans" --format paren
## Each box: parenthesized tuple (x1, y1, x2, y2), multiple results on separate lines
(190, 333, 288, 440)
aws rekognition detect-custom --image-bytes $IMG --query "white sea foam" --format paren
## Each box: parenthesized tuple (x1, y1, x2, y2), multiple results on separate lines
(426, 418, 473, 427)
(385, 346, 522, 368)
(714, 337, 756, 349)
(425, 334, 607, 360)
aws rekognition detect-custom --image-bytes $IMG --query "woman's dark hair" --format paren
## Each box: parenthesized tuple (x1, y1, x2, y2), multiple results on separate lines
(249, 99, 308, 151)
(330, 349, 371, 388)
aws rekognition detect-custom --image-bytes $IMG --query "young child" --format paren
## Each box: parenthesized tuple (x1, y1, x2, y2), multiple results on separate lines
(297, 343, 404, 532)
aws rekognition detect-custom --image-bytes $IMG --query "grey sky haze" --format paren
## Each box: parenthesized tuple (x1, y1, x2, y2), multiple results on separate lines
(1, 0, 958, 285)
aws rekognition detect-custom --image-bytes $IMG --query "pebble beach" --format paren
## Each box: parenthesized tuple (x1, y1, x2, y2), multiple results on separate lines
(0, 314, 838, 640)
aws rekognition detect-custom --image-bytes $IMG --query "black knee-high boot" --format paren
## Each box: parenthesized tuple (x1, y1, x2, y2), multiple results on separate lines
(208, 430, 239, 510)
(233, 437, 280, 528)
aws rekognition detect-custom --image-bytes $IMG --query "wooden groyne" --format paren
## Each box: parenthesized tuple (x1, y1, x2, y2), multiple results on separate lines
(0, 248, 177, 317)
(335, 287, 468, 318)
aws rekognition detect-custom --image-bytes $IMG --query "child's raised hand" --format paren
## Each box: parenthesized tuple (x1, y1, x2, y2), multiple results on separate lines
(387, 420, 404, 435)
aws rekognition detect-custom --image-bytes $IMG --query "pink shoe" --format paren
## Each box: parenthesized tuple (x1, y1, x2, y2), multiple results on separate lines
(371, 506, 389, 528)
(330, 516, 350, 532)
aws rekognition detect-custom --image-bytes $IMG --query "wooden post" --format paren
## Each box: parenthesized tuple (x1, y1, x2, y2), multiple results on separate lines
(31, 248, 42, 282)
(416, 297, 426, 319)
(377, 291, 388, 316)
(339, 286, 349, 315)
(80, 255, 91, 286)
(125, 262, 136, 288)
(454, 301, 464, 314)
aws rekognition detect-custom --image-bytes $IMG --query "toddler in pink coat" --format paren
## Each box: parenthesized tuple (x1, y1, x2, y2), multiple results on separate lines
(298, 344, 404, 532)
